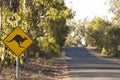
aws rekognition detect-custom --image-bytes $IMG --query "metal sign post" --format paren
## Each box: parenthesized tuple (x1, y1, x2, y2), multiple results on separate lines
(3, 27, 33, 80)
(16, 57, 19, 80)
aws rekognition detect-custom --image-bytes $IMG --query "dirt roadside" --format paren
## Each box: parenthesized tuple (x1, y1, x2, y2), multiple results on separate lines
(0, 57, 68, 80)
(87, 47, 120, 64)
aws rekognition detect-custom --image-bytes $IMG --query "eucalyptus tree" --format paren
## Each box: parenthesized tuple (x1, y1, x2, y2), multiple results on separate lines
(86, 17, 111, 53)
(0, 0, 73, 65)
(107, 0, 120, 56)
(65, 19, 87, 47)
(109, 0, 120, 26)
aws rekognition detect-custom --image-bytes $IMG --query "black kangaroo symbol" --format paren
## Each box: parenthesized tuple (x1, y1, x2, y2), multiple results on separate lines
(7, 35, 28, 48)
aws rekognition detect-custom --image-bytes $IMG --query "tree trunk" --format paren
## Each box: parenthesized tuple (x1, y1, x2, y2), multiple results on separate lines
(10, 0, 19, 12)
(0, 44, 7, 67)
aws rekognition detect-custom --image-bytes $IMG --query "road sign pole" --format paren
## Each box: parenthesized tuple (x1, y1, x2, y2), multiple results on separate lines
(2, 27, 33, 80)
(16, 57, 19, 80)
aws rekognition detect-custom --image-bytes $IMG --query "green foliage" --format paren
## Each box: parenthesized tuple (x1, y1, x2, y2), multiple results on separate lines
(106, 27, 120, 56)
(107, 0, 120, 56)
(65, 19, 87, 46)
(86, 17, 111, 48)
(85, 16, 120, 56)
(109, 0, 120, 25)
(0, 0, 73, 66)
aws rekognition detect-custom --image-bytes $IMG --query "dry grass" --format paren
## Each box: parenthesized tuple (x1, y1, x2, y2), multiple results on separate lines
(0, 58, 68, 80)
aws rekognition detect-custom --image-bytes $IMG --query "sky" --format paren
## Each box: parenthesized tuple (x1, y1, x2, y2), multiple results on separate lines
(64, 0, 114, 21)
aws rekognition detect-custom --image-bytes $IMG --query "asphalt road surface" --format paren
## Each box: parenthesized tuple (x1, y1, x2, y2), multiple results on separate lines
(63, 47, 120, 80)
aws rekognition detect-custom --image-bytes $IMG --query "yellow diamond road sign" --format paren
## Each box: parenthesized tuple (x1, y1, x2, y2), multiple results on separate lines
(3, 27, 33, 57)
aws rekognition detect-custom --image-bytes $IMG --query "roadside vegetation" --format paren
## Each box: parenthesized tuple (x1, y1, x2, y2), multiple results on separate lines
(0, 0, 73, 66)
(65, 0, 120, 57)
(1, 0, 120, 79)
(0, 0, 72, 79)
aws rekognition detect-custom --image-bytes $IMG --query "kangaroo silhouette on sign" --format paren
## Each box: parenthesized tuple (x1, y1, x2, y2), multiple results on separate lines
(7, 35, 28, 48)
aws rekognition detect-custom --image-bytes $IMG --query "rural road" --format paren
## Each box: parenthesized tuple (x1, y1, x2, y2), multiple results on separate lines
(62, 47, 120, 80)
